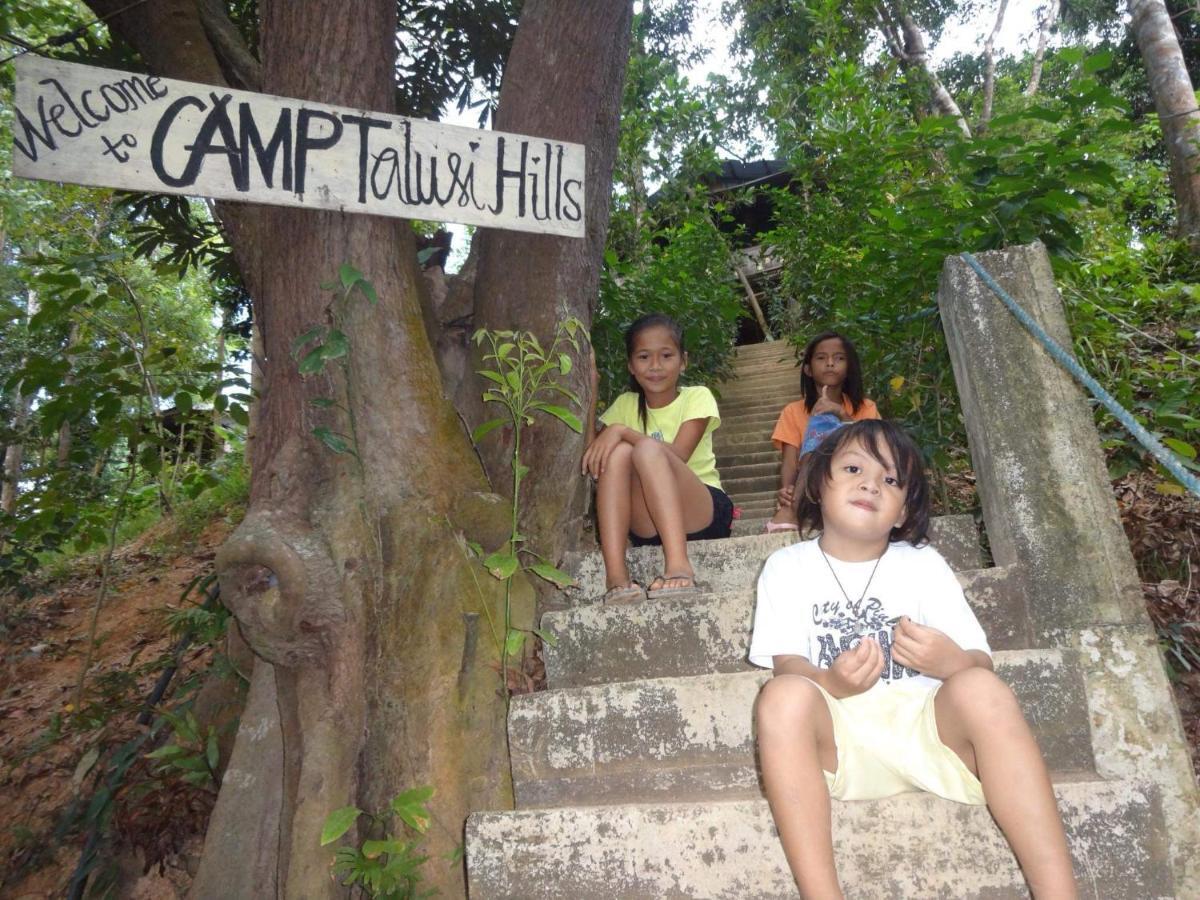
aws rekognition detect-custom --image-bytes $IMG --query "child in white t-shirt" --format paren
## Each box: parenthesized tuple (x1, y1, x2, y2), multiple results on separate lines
(749, 420, 1076, 898)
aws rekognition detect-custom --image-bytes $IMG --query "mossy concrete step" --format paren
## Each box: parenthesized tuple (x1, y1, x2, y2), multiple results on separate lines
(543, 566, 1034, 691)
(561, 515, 981, 604)
(511, 651, 1093, 808)
(466, 781, 1172, 898)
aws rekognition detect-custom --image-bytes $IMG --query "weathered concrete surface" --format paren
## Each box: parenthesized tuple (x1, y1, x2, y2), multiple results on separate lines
(938, 244, 1144, 638)
(1078, 624, 1200, 893)
(543, 566, 1032, 690)
(939, 243, 1200, 893)
(467, 781, 1171, 898)
(512, 653, 1094, 808)
(562, 515, 981, 603)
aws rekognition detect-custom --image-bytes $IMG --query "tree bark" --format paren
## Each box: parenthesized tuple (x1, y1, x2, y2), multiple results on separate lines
(453, 0, 634, 557)
(83, 1, 554, 896)
(1129, 0, 1200, 251)
(2, 291, 40, 515)
(877, 2, 973, 137)
(979, 0, 1010, 132)
(1024, 1, 1060, 98)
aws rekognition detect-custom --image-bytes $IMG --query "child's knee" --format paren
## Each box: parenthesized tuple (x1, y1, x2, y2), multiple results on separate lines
(597, 441, 634, 480)
(940, 667, 1019, 719)
(630, 437, 669, 466)
(756, 675, 825, 734)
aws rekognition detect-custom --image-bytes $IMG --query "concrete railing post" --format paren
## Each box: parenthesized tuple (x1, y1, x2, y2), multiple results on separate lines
(937, 242, 1144, 639)
(938, 241, 1200, 893)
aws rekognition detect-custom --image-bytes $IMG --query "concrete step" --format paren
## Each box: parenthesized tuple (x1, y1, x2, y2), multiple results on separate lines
(543, 567, 1035, 692)
(722, 474, 779, 495)
(561, 515, 982, 604)
(716, 452, 780, 473)
(715, 460, 778, 482)
(511, 650, 1092, 808)
(710, 432, 777, 448)
(467, 781, 1172, 898)
(717, 417, 780, 438)
(732, 340, 793, 361)
(715, 392, 801, 413)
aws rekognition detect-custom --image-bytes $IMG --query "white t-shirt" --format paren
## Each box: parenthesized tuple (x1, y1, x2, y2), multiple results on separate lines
(749, 539, 990, 692)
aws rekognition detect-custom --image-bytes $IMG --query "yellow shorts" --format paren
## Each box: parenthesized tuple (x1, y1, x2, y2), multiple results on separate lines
(810, 679, 985, 805)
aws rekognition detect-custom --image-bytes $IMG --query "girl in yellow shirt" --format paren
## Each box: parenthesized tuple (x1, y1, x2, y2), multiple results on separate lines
(583, 314, 733, 603)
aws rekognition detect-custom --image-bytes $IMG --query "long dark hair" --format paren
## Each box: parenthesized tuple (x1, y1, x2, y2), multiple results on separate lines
(625, 313, 685, 432)
(800, 331, 865, 415)
(794, 420, 931, 546)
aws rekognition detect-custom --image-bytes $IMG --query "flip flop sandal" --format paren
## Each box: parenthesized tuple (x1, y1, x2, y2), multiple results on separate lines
(647, 574, 706, 599)
(764, 522, 800, 534)
(601, 581, 646, 605)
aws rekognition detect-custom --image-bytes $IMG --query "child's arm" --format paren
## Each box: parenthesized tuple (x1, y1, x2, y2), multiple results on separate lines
(777, 444, 800, 507)
(773, 639, 885, 699)
(891, 617, 992, 680)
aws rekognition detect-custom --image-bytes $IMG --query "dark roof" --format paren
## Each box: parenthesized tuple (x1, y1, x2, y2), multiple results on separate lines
(703, 159, 791, 193)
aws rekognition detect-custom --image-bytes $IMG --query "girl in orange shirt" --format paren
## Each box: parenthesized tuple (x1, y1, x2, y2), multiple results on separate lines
(766, 331, 879, 533)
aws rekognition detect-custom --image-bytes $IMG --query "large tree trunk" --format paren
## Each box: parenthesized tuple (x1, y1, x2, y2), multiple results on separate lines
(82, 1, 555, 896)
(1129, 0, 1200, 251)
(451, 0, 634, 556)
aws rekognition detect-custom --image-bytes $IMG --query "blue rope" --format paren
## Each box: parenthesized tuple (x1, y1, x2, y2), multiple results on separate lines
(959, 251, 1200, 500)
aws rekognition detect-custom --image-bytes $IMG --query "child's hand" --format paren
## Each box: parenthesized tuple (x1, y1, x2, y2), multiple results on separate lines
(777, 483, 795, 508)
(582, 425, 625, 478)
(890, 617, 973, 680)
(822, 637, 884, 698)
(810, 385, 844, 418)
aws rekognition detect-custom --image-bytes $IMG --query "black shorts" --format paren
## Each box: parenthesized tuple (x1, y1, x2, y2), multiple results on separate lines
(629, 484, 734, 547)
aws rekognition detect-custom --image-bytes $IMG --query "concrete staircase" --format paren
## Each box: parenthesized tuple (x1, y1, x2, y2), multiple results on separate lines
(711, 340, 801, 534)
(465, 337, 1181, 898)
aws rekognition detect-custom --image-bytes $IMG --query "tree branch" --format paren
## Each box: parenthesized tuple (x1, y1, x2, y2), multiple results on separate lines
(1025, 1, 1061, 98)
(979, 0, 1010, 133)
(196, 0, 261, 91)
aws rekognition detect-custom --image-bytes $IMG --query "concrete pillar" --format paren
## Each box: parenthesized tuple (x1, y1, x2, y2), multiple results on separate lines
(939, 241, 1200, 893)
(937, 242, 1144, 642)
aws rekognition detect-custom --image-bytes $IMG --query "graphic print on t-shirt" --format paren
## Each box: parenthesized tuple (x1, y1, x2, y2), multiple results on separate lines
(813, 595, 919, 683)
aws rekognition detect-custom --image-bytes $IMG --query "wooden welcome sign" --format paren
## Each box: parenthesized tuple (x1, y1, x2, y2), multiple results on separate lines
(12, 56, 586, 238)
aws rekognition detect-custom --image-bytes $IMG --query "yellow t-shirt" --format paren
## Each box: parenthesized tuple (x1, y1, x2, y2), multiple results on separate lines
(599, 385, 723, 491)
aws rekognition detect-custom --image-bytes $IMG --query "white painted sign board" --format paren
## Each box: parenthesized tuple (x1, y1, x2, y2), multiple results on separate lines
(12, 56, 586, 238)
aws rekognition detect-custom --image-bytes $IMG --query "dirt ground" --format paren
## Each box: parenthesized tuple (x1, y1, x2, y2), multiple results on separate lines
(0, 520, 231, 899)
(0, 471, 1196, 898)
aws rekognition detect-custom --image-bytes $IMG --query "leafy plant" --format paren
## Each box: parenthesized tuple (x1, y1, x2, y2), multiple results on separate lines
(469, 321, 584, 696)
(293, 263, 380, 461)
(320, 786, 437, 899)
(144, 708, 221, 790)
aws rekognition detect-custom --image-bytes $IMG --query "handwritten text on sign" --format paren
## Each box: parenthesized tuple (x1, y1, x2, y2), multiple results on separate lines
(12, 57, 586, 238)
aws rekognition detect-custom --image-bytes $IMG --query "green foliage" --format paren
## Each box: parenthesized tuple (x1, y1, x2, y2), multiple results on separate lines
(470, 320, 584, 693)
(321, 787, 437, 899)
(295, 264, 385, 463)
(144, 708, 221, 789)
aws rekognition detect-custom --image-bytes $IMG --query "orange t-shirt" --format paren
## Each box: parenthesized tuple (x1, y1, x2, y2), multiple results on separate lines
(771, 397, 880, 451)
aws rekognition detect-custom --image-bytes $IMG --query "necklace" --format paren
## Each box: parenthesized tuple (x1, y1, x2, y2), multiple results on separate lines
(818, 542, 885, 608)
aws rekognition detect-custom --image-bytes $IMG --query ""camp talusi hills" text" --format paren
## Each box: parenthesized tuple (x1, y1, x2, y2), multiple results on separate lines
(14, 71, 583, 224)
